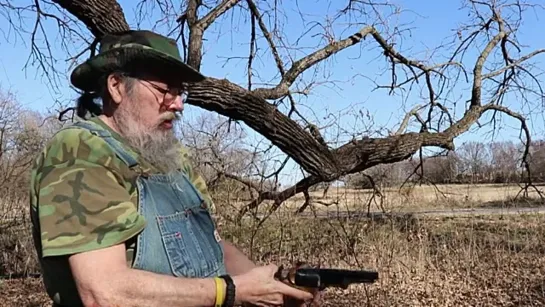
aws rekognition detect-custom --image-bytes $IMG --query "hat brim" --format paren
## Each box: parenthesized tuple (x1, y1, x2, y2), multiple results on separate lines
(70, 47, 206, 92)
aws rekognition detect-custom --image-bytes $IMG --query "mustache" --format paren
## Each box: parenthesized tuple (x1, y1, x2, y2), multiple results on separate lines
(158, 112, 180, 123)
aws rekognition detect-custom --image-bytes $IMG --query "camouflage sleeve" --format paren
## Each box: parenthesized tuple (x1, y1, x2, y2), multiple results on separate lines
(178, 146, 217, 214)
(33, 128, 146, 257)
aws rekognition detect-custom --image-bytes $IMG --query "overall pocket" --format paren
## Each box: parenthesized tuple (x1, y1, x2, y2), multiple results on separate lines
(157, 211, 221, 278)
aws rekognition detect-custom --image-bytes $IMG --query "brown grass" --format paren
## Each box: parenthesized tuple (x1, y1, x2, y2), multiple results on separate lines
(1, 184, 545, 306)
(268, 183, 544, 213)
(226, 212, 545, 306)
(0, 196, 38, 279)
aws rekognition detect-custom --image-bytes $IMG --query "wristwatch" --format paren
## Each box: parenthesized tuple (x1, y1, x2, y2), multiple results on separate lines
(219, 275, 236, 307)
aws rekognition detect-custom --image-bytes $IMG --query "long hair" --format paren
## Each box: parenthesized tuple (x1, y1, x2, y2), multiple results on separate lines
(76, 91, 103, 118)
(75, 71, 136, 119)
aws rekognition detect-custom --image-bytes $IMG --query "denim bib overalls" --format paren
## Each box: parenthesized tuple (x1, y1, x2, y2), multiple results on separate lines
(67, 120, 227, 278)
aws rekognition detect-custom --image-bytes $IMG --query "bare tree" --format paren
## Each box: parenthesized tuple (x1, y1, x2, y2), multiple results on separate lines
(527, 140, 545, 182)
(177, 112, 280, 200)
(418, 154, 461, 184)
(489, 141, 522, 183)
(1, 0, 544, 218)
(0, 90, 26, 196)
(456, 141, 492, 182)
(0, 88, 55, 223)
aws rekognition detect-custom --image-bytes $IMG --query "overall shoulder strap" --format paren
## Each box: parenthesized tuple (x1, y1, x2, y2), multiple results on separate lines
(60, 120, 139, 168)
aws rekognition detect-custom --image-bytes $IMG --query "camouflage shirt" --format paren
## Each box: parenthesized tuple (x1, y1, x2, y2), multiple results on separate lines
(29, 117, 215, 306)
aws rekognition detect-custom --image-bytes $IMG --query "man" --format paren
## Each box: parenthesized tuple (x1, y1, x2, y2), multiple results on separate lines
(29, 30, 318, 307)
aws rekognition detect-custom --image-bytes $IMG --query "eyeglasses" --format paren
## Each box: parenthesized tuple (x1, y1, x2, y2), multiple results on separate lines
(140, 80, 187, 105)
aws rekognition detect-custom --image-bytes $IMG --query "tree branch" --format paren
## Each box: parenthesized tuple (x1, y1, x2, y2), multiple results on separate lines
(198, 0, 241, 31)
(483, 49, 545, 79)
(251, 26, 375, 100)
(51, 0, 129, 37)
(471, 31, 507, 107)
(185, 0, 199, 26)
(394, 104, 425, 135)
(246, 0, 285, 76)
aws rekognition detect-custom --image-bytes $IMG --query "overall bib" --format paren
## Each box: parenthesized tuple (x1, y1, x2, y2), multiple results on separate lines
(69, 120, 227, 278)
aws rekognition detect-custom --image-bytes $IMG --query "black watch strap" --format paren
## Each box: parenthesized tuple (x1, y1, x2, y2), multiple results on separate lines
(220, 275, 236, 307)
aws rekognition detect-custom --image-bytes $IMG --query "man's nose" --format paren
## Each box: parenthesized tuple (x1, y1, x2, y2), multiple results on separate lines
(167, 95, 184, 112)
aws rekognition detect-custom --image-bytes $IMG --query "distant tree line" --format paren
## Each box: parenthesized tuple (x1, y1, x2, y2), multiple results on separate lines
(343, 140, 545, 189)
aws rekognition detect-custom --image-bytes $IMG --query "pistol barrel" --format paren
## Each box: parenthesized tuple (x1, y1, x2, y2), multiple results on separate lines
(294, 268, 379, 289)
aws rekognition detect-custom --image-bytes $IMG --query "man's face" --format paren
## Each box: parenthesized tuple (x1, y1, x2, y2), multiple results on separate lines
(119, 76, 184, 136)
(107, 73, 187, 171)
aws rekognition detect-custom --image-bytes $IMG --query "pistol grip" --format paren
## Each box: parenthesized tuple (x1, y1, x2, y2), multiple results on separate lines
(275, 266, 317, 294)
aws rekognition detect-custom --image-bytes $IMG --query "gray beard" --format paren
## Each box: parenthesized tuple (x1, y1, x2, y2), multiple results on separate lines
(113, 104, 184, 173)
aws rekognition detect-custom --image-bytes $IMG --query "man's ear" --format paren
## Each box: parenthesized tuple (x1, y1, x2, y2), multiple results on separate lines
(106, 73, 127, 105)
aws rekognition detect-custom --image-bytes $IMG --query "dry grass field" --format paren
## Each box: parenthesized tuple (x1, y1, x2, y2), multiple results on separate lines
(234, 183, 545, 216)
(1, 183, 545, 306)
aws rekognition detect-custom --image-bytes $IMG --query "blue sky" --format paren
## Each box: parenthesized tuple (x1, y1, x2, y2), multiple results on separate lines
(0, 0, 544, 184)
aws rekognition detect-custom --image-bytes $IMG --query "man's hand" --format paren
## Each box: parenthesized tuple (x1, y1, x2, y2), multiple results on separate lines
(283, 289, 322, 307)
(233, 265, 314, 306)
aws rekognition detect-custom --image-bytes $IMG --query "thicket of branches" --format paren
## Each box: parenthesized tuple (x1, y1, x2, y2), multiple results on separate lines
(0, 0, 544, 220)
(0, 88, 61, 223)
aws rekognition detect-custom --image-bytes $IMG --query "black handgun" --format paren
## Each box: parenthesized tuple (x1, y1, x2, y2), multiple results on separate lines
(274, 264, 379, 291)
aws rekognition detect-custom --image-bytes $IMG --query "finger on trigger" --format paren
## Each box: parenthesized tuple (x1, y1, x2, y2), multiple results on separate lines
(276, 282, 314, 301)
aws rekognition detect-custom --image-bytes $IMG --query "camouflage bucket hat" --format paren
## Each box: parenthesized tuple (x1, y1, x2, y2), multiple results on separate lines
(70, 30, 205, 92)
